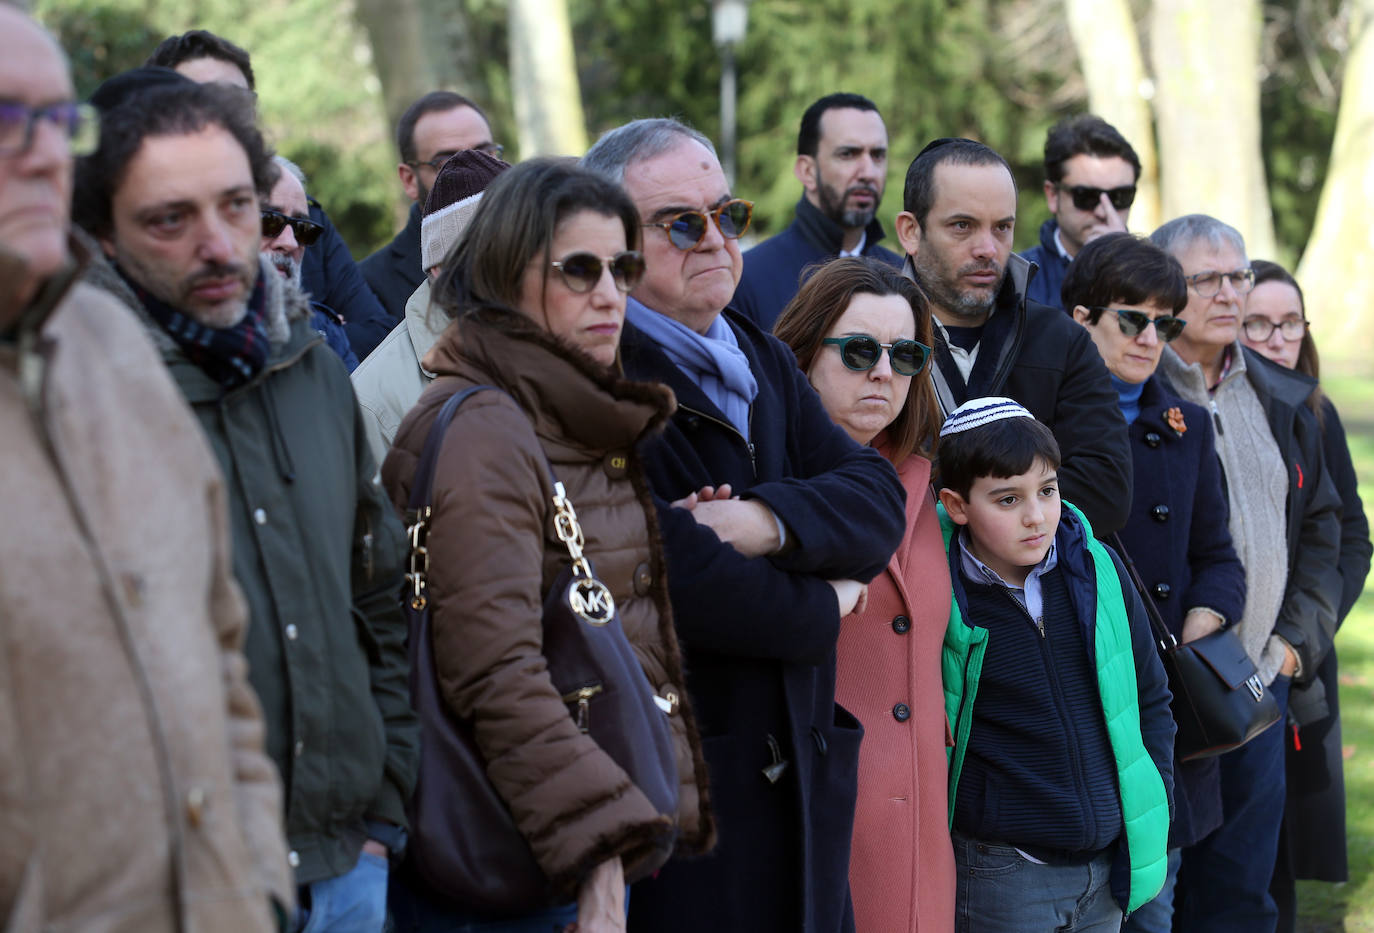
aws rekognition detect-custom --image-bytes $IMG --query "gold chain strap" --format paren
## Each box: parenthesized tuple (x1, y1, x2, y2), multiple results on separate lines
(551, 481, 616, 624)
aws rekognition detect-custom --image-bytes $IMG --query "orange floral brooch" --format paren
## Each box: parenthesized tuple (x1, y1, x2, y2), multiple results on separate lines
(1165, 406, 1187, 436)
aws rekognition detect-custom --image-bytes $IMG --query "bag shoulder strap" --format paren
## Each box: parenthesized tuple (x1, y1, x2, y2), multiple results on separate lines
(408, 385, 502, 513)
(1108, 532, 1175, 650)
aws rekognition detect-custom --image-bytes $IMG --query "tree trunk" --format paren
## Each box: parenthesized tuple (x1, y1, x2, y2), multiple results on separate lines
(508, 0, 587, 157)
(1295, 0, 1374, 356)
(1149, 0, 1277, 257)
(353, 0, 437, 143)
(1063, 0, 1161, 233)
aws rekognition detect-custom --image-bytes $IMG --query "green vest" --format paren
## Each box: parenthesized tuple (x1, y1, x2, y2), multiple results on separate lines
(939, 502, 1170, 912)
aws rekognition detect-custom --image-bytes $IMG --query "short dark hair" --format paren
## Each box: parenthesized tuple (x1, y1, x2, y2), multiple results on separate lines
(395, 91, 488, 163)
(1043, 115, 1140, 184)
(936, 416, 1061, 500)
(797, 93, 879, 157)
(902, 137, 1014, 229)
(145, 30, 255, 90)
(1060, 232, 1187, 319)
(73, 81, 275, 239)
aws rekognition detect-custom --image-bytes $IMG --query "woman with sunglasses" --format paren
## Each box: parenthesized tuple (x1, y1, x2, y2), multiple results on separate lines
(772, 256, 951, 933)
(382, 158, 711, 933)
(1241, 260, 1370, 932)
(1062, 232, 1247, 933)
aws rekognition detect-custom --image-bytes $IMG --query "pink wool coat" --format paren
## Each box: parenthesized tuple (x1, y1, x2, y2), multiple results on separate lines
(835, 451, 955, 933)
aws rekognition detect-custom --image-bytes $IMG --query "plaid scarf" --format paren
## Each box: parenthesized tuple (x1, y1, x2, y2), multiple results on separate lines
(119, 266, 271, 388)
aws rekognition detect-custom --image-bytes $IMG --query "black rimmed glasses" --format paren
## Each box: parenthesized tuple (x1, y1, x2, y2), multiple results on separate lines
(406, 142, 505, 172)
(1242, 316, 1306, 342)
(822, 334, 932, 376)
(550, 250, 646, 294)
(644, 199, 753, 250)
(0, 100, 98, 157)
(1090, 308, 1187, 343)
(1058, 184, 1137, 212)
(261, 209, 324, 246)
(1185, 267, 1255, 298)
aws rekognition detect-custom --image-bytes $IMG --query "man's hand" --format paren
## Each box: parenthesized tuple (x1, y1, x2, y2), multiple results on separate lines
(1279, 644, 1299, 678)
(361, 839, 389, 859)
(1180, 608, 1224, 645)
(1097, 191, 1130, 235)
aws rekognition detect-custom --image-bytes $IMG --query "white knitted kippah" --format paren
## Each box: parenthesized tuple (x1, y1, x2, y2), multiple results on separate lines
(939, 397, 1034, 437)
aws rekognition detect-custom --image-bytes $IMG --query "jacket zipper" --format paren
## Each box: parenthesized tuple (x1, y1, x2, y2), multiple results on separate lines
(678, 403, 757, 477)
(994, 585, 1045, 638)
(1210, 399, 1225, 436)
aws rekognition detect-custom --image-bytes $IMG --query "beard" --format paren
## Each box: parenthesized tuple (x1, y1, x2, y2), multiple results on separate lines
(912, 249, 1005, 322)
(266, 250, 303, 289)
(116, 244, 255, 330)
(817, 175, 881, 231)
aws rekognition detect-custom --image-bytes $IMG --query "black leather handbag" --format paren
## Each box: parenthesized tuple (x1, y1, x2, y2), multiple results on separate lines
(402, 385, 679, 913)
(1112, 534, 1281, 761)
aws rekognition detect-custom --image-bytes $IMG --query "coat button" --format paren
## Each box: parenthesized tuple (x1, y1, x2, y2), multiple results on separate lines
(1151, 504, 1170, 522)
(893, 703, 911, 722)
(1154, 582, 1172, 600)
(892, 615, 911, 634)
(603, 450, 629, 479)
(285, 624, 298, 641)
(287, 850, 300, 868)
(186, 786, 207, 827)
(253, 508, 268, 525)
(811, 726, 828, 756)
(656, 685, 679, 715)
(1144, 432, 1162, 448)
(633, 562, 653, 596)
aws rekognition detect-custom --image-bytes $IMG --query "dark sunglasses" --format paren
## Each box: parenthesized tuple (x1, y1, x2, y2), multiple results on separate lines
(644, 199, 753, 250)
(822, 334, 932, 376)
(261, 209, 324, 246)
(550, 250, 646, 293)
(1091, 307, 1187, 342)
(1059, 184, 1137, 212)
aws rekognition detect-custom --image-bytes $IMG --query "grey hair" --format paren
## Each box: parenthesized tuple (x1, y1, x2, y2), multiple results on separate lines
(581, 117, 717, 186)
(272, 154, 307, 192)
(1149, 214, 1247, 261)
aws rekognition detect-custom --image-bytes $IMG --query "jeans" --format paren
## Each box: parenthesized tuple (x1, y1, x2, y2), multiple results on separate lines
(953, 832, 1122, 932)
(1175, 674, 1291, 933)
(298, 851, 389, 933)
(1121, 847, 1182, 933)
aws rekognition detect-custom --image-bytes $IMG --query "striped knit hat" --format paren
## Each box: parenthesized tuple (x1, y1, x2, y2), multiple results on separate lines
(939, 397, 1034, 437)
(420, 149, 510, 271)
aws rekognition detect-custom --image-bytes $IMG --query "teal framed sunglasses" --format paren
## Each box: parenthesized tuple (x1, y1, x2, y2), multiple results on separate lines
(822, 334, 932, 376)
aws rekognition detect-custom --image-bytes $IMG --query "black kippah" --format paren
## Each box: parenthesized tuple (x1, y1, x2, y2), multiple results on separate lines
(89, 66, 194, 113)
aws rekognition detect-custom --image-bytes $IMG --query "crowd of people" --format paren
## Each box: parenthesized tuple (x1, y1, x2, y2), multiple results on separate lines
(2, 8, 1369, 933)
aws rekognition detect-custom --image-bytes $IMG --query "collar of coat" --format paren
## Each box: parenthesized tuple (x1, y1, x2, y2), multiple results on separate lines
(423, 303, 677, 455)
(790, 194, 889, 255)
(1, 230, 99, 342)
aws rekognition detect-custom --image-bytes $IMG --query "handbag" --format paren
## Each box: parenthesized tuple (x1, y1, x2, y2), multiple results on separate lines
(401, 385, 679, 913)
(1111, 534, 1281, 761)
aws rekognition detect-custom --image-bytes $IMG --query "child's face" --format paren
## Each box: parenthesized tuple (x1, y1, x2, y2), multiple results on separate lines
(940, 458, 1061, 586)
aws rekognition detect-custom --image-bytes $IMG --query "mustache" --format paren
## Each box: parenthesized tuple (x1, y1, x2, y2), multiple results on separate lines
(845, 184, 880, 200)
(959, 259, 1002, 278)
(186, 260, 252, 287)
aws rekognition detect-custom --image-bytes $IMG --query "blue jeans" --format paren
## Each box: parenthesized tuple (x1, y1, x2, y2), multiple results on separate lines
(298, 851, 389, 933)
(1175, 674, 1291, 933)
(953, 833, 1122, 932)
(1121, 847, 1182, 933)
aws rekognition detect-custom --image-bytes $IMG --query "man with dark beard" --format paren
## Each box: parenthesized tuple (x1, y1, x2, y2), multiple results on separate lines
(732, 93, 899, 330)
(894, 137, 1132, 534)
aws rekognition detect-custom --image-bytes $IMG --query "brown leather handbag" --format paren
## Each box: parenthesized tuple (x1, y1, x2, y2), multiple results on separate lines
(401, 385, 679, 913)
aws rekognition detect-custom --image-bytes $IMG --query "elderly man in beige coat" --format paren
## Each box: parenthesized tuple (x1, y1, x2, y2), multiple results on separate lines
(0, 9, 292, 931)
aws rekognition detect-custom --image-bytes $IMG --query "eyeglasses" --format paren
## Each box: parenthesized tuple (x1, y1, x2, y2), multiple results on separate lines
(406, 142, 505, 171)
(260, 209, 324, 246)
(822, 334, 932, 376)
(550, 250, 646, 293)
(644, 199, 753, 250)
(1058, 184, 1137, 212)
(1185, 268, 1255, 298)
(1242, 316, 1306, 342)
(0, 100, 99, 158)
(1090, 307, 1187, 342)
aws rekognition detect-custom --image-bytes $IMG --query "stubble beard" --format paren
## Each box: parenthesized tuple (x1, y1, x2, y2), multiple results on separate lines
(118, 243, 255, 330)
(818, 175, 880, 233)
(913, 249, 1003, 322)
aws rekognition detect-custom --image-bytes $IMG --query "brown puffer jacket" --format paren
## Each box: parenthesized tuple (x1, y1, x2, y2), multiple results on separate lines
(382, 306, 713, 896)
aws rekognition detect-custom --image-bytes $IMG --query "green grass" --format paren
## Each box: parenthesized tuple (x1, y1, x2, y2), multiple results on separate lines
(1296, 367, 1374, 932)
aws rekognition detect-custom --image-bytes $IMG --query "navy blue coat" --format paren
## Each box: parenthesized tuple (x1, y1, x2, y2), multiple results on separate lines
(359, 202, 425, 324)
(1114, 377, 1246, 848)
(299, 200, 394, 361)
(732, 197, 901, 332)
(1018, 218, 1071, 310)
(620, 310, 906, 933)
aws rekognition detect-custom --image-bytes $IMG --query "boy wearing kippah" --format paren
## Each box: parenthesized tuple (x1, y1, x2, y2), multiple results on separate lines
(935, 397, 1175, 931)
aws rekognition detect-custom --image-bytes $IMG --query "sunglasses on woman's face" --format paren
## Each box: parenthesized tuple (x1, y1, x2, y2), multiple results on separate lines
(549, 250, 646, 294)
(1091, 307, 1187, 342)
(643, 199, 754, 250)
(822, 334, 932, 376)
(260, 209, 324, 246)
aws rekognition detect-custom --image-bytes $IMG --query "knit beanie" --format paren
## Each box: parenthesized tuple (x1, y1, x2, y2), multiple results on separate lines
(421, 149, 510, 271)
(939, 396, 1033, 437)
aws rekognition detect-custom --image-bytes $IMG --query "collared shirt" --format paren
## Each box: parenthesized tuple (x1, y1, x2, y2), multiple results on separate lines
(957, 528, 1059, 624)
(1052, 226, 1074, 262)
(838, 230, 867, 258)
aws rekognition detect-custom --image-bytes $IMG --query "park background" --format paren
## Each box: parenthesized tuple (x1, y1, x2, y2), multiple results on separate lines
(27, 0, 1374, 928)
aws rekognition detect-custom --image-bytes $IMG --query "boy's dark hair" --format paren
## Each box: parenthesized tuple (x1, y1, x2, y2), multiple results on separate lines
(396, 91, 488, 163)
(1061, 232, 1187, 318)
(74, 81, 275, 239)
(145, 30, 255, 90)
(1043, 114, 1140, 184)
(903, 137, 1014, 228)
(937, 416, 1062, 500)
(797, 92, 880, 157)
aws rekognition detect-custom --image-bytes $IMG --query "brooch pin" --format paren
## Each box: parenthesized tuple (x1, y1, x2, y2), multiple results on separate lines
(1165, 406, 1187, 436)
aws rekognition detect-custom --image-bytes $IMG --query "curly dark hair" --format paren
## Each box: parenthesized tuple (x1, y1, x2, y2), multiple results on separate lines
(145, 30, 255, 90)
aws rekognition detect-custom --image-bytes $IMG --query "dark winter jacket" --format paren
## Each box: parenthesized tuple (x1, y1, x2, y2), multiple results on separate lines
(299, 200, 394, 359)
(310, 301, 359, 371)
(620, 309, 906, 933)
(732, 196, 901, 331)
(360, 203, 425, 322)
(904, 251, 1133, 534)
(1114, 376, 1246, 848)
(1018, 218, 1071, 310)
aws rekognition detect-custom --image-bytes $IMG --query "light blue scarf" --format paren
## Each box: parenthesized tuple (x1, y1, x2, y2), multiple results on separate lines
(626, 298, 757, 439)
